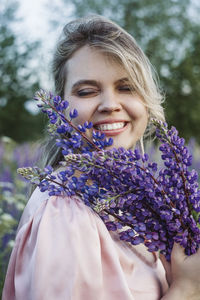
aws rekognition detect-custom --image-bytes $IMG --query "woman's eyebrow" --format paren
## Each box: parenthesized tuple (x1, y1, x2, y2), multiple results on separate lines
(115, 77, 130, 84)
(71, 80, 101, 90)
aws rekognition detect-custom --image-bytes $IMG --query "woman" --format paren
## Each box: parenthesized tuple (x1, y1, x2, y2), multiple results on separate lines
(3, 15, 200, 299)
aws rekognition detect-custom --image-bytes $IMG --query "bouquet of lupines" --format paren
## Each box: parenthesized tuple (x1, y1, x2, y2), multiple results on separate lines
(18, 90, 200, 261)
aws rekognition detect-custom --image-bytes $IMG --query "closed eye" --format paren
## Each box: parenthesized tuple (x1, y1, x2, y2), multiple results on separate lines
(118, 85, 133, 92)
(76, 88, 99, 97)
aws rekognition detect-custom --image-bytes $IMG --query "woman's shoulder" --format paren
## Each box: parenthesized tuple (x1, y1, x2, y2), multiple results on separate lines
(17, 184, 98, 235)
(17, 186, 49, 232)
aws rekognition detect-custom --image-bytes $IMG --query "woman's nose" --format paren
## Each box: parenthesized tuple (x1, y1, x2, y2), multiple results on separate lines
(97, 90, 122, 113)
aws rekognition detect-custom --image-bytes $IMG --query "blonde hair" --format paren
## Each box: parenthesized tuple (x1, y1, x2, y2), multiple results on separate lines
(41, 15, 165, 168)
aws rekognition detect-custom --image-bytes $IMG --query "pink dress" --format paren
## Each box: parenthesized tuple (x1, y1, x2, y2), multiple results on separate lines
(2, 187, 168, 300)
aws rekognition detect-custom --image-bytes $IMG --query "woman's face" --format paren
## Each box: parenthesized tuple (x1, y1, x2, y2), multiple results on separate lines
(64, 45, 148, 150)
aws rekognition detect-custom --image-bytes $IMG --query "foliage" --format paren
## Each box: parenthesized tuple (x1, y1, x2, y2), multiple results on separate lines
(0, 0, 46, 142)
(0, 137, 42, 296)
(56, 0, 200, 142)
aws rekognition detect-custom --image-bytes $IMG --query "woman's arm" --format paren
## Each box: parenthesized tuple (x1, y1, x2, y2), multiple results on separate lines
(3, 195, 105, 300)
(161, 243, 200, 300)
(2, 194, 137, 300)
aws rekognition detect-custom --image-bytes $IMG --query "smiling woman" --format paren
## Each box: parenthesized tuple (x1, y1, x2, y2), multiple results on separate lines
(64, 45, 148, 149)
(3, 14, 200, 300)
(41, 15, 165, 168)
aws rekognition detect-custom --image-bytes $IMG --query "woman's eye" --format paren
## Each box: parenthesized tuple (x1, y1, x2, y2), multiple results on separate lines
(118, 85, 132, 92)
(77, 89, 98, 97)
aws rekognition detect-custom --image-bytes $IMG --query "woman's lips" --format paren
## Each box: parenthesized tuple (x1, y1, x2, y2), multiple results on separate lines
(94, 122, 129, 136)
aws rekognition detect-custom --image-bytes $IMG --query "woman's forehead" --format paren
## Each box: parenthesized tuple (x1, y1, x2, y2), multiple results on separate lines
(65, 46, 129, 84)
(66, 45, 122, 68)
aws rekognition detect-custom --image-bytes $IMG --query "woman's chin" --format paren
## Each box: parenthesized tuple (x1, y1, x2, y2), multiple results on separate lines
(104, 140, 136, 151)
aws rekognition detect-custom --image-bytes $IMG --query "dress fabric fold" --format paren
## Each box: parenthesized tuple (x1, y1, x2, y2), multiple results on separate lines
(2, 187, 168, 300)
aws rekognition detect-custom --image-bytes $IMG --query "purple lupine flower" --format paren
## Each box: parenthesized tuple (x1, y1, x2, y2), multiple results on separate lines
(17, 91, 200, 261)
(69, 109, 78, 119)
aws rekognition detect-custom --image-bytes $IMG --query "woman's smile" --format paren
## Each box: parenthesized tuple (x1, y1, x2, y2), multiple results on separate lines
(64, 45, 148, 149)
(93, 120, 130, 136)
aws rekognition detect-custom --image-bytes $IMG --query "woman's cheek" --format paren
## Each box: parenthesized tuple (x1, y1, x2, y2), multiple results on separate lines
(129, 103, 148, 120)
(73, 107, 90, 126)
(66, 99, 84, 125)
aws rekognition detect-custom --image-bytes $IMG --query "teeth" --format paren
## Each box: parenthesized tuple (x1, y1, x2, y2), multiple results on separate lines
(96, 122, 125, 131)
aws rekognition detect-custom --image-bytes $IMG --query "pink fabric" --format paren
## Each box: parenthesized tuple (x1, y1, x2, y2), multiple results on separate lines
(3, 187, 168, 300)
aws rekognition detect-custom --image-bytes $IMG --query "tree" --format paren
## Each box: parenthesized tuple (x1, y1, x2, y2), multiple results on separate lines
(55, 0, 200, 142)
(0, 0, 46, 142)
(162, 25, 200, 141)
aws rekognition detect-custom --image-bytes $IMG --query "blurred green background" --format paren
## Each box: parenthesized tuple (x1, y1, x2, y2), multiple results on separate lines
(1, 0, 200, 296)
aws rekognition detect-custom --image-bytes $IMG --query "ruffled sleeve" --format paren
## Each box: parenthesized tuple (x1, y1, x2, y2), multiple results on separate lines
(2, 189, 168, 300)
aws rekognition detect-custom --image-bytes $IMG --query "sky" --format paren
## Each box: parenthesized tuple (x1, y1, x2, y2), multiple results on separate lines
(16, 0, 74, 47)
(15, 0, 73, 85)
(14, 0, 73, 113)
(17, 0, 49, 40)
(15, 0, 54, 91)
